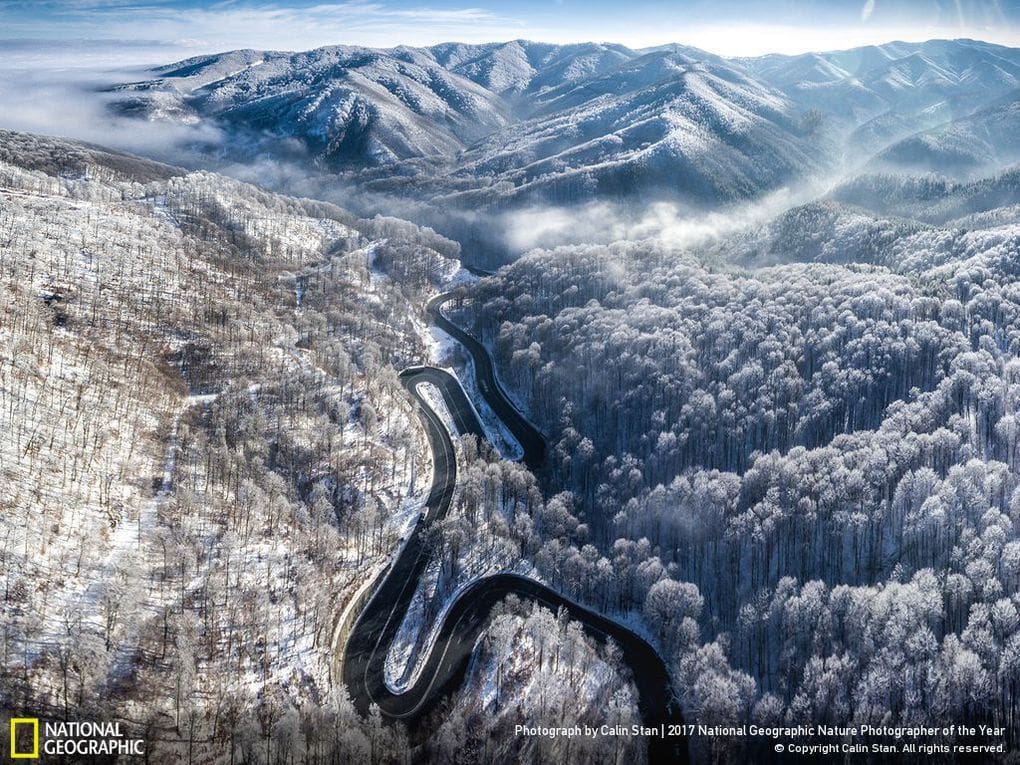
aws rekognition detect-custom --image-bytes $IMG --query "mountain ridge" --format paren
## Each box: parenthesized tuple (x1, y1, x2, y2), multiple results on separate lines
(107, 37, 1020, 207)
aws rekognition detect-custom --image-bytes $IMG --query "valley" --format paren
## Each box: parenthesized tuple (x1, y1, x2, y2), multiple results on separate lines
(5, 17, 1020, 764)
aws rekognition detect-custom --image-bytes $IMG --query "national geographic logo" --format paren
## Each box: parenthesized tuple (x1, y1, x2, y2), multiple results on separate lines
(7, 718, 145, 759)
(9, 719, 38, 759)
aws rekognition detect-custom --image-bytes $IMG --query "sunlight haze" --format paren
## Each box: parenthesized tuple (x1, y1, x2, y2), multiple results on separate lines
(2, 0, 1019, 56)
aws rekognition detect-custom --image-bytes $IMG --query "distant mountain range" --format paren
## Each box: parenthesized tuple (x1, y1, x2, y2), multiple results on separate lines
(110, 38, 1020, 207)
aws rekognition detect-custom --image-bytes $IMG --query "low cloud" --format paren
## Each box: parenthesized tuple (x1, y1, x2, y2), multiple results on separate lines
(0, 40, 225, 165)
(498, 181, 837, 255)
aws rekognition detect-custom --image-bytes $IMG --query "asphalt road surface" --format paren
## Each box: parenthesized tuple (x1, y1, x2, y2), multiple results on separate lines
(427, 293, 546, 471)
(341, 294, 688, 762)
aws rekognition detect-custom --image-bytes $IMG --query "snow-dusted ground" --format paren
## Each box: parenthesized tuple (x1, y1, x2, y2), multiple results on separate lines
(103, 392, 218, 678)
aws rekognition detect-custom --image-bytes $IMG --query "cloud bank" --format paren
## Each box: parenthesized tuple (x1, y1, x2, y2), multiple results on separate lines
(0, 40, 224, 164)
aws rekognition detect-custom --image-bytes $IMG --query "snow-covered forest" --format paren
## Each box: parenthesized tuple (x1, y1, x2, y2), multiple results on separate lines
(430, 597, 645, 764)
(452, 206, 1020, 757)
(0, 129, 420, 756)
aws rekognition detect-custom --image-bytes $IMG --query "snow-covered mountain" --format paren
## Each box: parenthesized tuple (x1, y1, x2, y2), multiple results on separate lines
(428, 40, 635, 100)
(114, 45, 511, 166)
(447, 50, 827, 205)
(108, 38, 1020, 206)
(742, 39, 1020, 169)
(868, 91, 1020, 176)
(742, 39, 1020, 120)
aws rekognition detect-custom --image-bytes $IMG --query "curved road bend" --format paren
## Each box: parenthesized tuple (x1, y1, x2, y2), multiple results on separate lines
(426, 293, 545, 471)
(342, 299, 688, 762)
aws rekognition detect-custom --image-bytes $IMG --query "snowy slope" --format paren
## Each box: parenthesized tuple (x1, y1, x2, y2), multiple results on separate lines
(430, 39, 637, 99)
(103, 38, 1020, 205)
(830, 165, 1020, 224)
(869, 91, 1020, 176)
(0, 129, 453, 755)
(742, 39, 1020, 121)
(114, 44, 510, 167)
(448, 52, 826, 204)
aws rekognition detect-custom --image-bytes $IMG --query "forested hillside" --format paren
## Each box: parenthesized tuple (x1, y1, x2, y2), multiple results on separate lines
(429, 597, 645, 764)
(0, 128, 432, 756)
(458, 205, 1020, 757)
(0, 130, 638, 761)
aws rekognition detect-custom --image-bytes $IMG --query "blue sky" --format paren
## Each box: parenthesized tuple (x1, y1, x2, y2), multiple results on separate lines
(1, 0, 1019, 56)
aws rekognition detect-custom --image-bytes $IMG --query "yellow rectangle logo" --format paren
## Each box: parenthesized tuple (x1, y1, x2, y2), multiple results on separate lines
(9, 718, 39, 759)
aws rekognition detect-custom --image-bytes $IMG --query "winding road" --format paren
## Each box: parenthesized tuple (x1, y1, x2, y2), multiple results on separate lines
(341, 292, 687, 762)
(426, 293, 546, 471)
